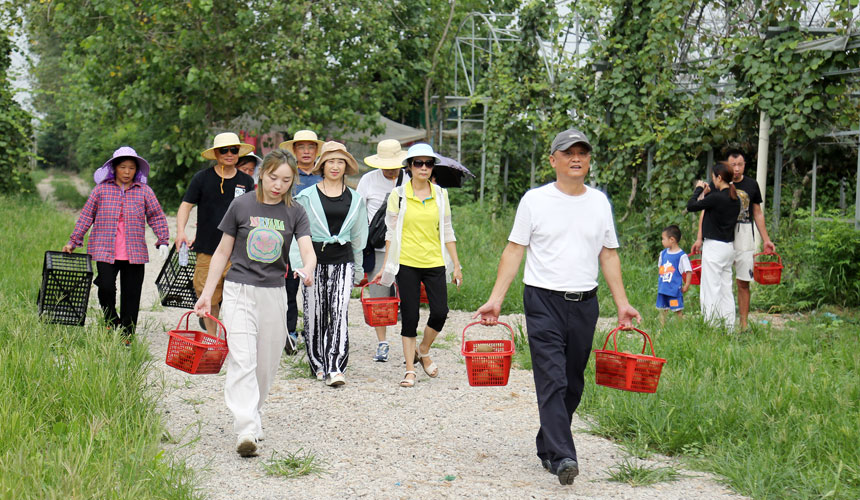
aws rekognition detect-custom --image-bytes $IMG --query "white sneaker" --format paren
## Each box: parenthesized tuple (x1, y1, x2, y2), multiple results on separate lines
(326, 373, 345, 387)
(236, 434, 257, 457)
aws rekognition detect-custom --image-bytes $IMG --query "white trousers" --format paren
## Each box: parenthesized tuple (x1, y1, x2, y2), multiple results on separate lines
(222, 281, 288, 438)
(701, 239, 736, 329)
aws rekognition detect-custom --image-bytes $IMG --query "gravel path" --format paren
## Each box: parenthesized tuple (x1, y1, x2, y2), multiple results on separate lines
(112, 212, 746, 499)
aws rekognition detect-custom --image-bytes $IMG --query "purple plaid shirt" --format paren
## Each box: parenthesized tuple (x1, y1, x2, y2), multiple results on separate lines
(68, 181, 170, 264)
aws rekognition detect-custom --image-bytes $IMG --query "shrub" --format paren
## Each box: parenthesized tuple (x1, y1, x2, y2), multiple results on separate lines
(756, 210, 860, 311)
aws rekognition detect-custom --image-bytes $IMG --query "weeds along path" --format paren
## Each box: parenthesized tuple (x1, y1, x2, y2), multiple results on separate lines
(132, 213, 748, 500)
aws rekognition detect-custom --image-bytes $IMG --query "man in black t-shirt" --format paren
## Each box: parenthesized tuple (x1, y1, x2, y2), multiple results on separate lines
(693, 148, 775, 330)
(176, 132, 255, 335)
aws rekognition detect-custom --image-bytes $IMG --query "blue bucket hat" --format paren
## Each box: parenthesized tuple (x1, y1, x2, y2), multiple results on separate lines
(403, 143, 442, 166)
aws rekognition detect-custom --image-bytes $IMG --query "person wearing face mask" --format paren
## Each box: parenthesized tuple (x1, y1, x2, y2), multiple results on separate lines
(63, 146, 170, 340)
(176, 133, 255, 336)
(290, 141, 367, 387)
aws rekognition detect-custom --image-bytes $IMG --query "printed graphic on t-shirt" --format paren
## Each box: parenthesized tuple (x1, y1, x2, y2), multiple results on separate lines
(659, 260, 676, 283)
(246, 216, 286, 263)
(736, 189, 751, 223)
(234, 186, 247, 198)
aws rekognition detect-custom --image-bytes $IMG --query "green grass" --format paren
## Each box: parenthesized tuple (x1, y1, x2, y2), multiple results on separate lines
(50, 176, 88, 210)
(580, 314, 859, 499)
(30, 169, 49, 185)
(262, 449, 327, 478)
(606, 459, 683, 486)
(0, 196, 199, 499)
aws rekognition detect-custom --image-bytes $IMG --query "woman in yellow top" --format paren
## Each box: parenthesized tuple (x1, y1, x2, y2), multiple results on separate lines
(374, 143, 463, 387)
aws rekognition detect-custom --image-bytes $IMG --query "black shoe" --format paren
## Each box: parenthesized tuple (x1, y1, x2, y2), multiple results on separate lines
(541, 458, 552, 473)
(556, 458, 579, 485)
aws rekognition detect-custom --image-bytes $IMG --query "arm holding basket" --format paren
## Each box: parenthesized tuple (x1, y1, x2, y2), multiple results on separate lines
(194, 234, 234, 317)
(473, 242, 526, 325)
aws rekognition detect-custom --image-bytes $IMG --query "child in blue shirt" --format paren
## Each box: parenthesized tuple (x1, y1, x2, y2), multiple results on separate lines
(657, 225, 692, 319)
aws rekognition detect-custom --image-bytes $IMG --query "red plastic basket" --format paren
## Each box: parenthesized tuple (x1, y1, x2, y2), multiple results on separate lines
(360, 280, 400, 327)
(594, 326, 666, 393)
(753, 252, 783, 285)
(165, 311, 228, 375)
(689, 250, 702, 286)
(419, 282, 429, 304)
(461, 322, 515, 387)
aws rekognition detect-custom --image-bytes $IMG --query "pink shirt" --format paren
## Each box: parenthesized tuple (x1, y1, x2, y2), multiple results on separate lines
(115, 212, 129, 261)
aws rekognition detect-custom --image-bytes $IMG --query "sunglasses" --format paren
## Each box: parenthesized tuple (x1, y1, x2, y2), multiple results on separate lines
(218, 146, 240, 155)
(411, 160, 435, 168)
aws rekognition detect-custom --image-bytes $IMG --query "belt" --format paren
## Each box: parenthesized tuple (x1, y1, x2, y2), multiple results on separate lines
(545, 286, 598, 302)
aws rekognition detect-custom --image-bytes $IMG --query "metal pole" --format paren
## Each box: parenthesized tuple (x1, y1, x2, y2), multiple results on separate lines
(529, 137, 536, 189)
(502, 155, 509, 206)
(707, 148, 714, 179)
(646, 148, 654, 226)
(755, 111, 771, 249)
(855, 130, 860, 230)
(772, 137, 783, 234)
(457, 104, 462, 162)
(811, 151, 817, 238)
(480, 103, 487, 204)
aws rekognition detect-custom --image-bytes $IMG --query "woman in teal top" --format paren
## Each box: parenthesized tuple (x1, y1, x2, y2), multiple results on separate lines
(290, 141, 367, 386)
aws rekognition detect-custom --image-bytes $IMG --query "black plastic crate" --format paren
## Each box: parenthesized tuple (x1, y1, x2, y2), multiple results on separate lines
(155, 244, 198, 309)
(38, 251, 94, 326)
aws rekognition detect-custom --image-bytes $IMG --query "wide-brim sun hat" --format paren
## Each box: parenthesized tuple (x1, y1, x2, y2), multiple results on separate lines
(314, 141, 359, 176)
(403, 143, 442, 166)
(93, 146, 151, 184)
(364, 139, 408, 169)
(278, 130, 324, 158)
(200, 132, 255, 160)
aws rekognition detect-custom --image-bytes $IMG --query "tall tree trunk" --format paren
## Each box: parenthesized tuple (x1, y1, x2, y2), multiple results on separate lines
(424, 0, 457, 141)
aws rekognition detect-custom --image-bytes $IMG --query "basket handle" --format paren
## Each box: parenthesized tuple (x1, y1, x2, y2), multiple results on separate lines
(754, 251, 782, 265)
(600, 326, 656, 357)
(360, 279, 399, 301)
(174, 310, 226, 340)
(460, 321, 515, 353)
(687, 247, 700, 258)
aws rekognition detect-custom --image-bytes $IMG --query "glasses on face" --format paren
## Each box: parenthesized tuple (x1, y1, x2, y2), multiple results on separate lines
(218, 146, 240, 155)
(411, 160, 435, 168)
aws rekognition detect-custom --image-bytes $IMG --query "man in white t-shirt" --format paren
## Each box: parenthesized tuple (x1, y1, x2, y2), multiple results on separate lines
(357, 139, 407, 362)
(475, 128, 641, 486)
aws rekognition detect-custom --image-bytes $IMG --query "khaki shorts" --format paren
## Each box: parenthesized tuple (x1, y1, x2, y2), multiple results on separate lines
(193, 253, 231, 305)
(733, 223, 755, 282)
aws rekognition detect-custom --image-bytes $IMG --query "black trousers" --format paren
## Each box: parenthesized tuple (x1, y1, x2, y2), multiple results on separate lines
(395, 265, 448, 337)
(523, 285, 599, 471)
(95, 260, 145, 335)
(285, 274, 300, 333)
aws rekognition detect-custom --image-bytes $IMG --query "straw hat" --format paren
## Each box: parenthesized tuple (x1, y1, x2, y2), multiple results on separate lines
(200, 132, 255, 160)
(93, 146, 151, 184)
(403, 143, 441, 166)
(278, 130, 324, 157)
(314, 141, 359, 176)
(364, 139, 408, 169)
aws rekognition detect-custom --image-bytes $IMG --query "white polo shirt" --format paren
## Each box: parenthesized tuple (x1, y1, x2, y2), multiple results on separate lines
(509, 183, 618, 292)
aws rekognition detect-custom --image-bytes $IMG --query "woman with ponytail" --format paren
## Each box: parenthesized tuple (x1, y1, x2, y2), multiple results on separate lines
(686, 162, 741, 328)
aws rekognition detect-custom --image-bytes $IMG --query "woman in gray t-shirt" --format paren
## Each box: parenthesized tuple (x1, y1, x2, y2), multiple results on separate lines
(194, 149, 316, 458)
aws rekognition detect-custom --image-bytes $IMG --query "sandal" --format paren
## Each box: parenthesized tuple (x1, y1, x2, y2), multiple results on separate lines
(400, 370, 416, 387)
(415, 346, 439, 378)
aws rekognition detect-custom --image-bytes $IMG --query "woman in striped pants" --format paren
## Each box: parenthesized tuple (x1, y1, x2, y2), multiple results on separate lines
(291, 142, 367, 386)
